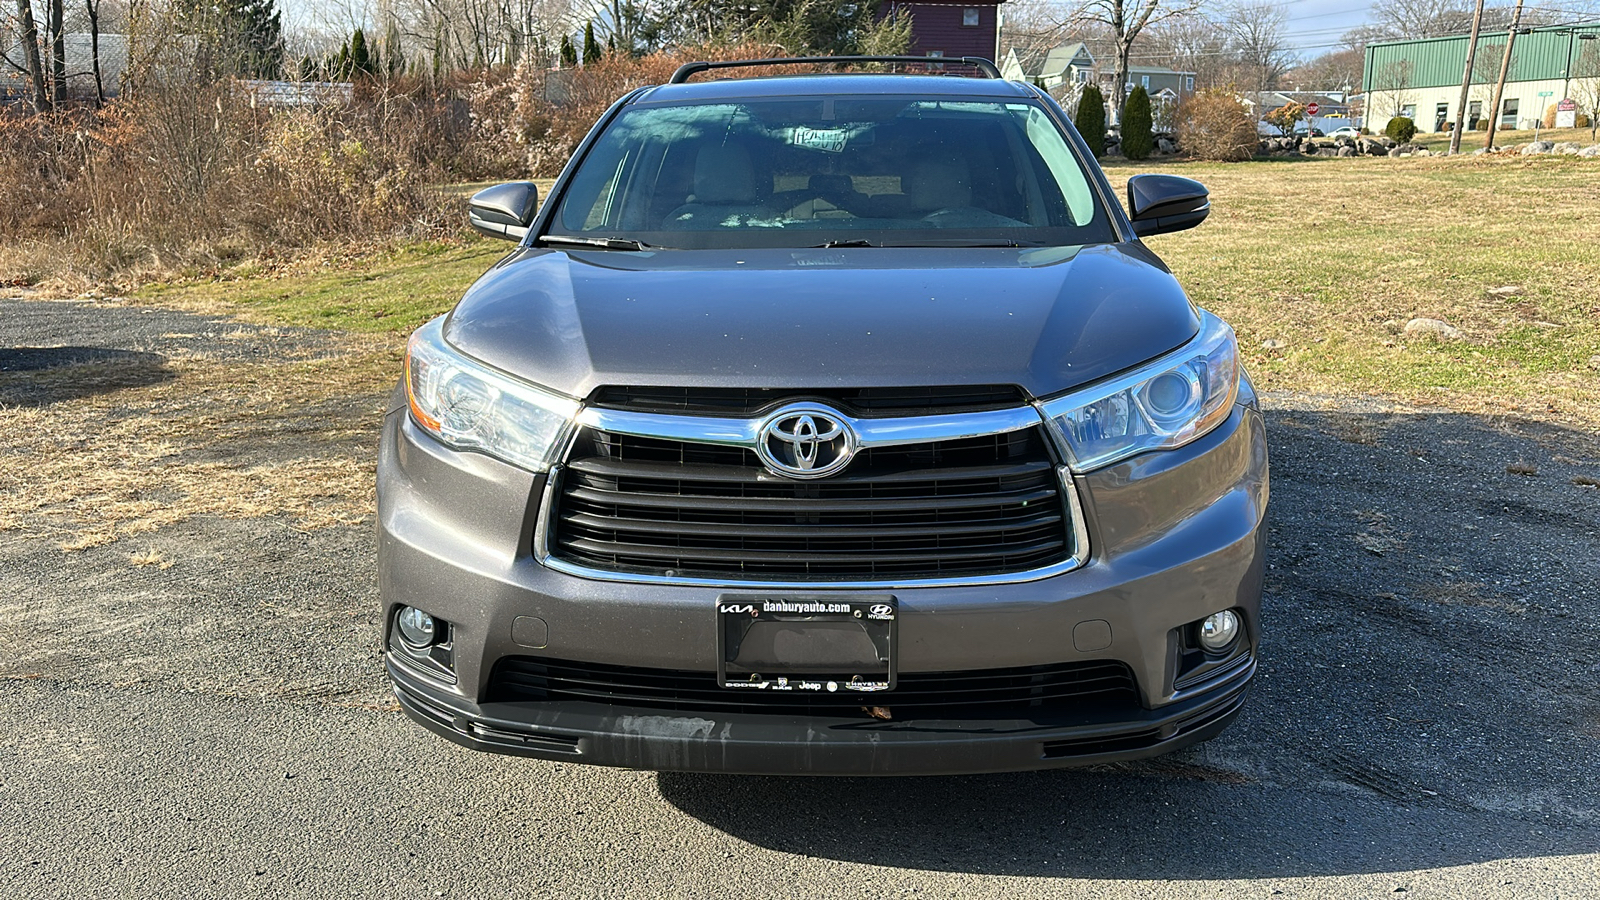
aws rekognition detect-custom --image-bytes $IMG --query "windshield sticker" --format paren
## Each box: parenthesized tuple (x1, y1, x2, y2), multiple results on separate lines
(792, 127, 848, 152)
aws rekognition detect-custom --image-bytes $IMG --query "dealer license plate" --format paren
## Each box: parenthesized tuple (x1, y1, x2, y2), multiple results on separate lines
(716, 595, 896, 692)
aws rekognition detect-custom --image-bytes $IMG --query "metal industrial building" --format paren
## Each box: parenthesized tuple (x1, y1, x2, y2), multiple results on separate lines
(1363, 23, 1600, 133)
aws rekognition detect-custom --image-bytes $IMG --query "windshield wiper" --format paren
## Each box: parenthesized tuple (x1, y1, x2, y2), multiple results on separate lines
(878, 238, 1040, 248)
(812, 239, 878, 248)
(539, 235, 656, 251)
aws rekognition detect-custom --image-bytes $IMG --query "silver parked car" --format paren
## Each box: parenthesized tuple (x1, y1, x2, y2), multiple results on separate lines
(377, 56, 1269, 775)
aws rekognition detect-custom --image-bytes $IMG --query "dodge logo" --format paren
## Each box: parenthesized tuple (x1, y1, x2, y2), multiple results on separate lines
(756, 405, 856, 479)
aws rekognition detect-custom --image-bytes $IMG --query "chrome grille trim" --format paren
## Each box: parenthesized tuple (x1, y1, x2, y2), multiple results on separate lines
(533, 462, 1091, 589)
(573, 403, 1044, 451)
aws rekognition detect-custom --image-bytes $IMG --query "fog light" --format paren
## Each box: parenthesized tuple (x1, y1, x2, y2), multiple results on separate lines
(396, 606, 439, 649)
(1199, 610, 1240, 652)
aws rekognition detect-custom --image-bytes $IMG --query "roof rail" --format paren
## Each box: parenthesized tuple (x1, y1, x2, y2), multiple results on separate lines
(668, 56, 1003, 85)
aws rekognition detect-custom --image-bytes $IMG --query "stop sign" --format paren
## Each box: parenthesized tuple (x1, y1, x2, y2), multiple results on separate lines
(1306, 102, 1320, 116)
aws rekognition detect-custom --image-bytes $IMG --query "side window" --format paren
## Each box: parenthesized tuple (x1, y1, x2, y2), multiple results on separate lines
(962, 7, 979, 26)
(1022, 107, 1095, 226)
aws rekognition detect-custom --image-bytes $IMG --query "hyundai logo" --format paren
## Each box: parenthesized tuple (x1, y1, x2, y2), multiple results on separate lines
(756, 405, 857, 479)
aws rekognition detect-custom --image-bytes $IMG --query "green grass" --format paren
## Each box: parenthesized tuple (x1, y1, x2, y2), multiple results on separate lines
(136, 239, 509, 333)
(134, 163, 1600, 426)
(1100, 154, 1600, 423)
(1410, 125, 1598, 153)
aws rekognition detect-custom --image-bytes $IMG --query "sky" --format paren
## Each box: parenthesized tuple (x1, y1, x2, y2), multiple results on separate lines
(1277, 0, 1375, 55)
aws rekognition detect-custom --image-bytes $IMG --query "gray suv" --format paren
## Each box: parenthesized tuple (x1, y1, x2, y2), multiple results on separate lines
(377, 57, 1268, 775)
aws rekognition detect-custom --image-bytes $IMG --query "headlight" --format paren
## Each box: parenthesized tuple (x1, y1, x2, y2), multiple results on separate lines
(1042, 309, 1239, 472)
(404, 316, 579, 472)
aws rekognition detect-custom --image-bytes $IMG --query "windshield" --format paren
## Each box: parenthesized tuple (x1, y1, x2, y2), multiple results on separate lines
(544, 95, 1114, 249)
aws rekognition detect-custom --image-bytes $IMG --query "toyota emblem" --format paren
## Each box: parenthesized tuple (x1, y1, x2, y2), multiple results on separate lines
(756, 405, 857, 479)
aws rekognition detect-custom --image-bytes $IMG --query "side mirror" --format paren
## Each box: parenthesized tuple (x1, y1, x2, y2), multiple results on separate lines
(469, 182, 539, 241)
(1126, 174, 1209, 238)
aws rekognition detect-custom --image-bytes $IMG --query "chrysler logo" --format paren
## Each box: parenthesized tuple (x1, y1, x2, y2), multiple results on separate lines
(756, 405, 856, 479)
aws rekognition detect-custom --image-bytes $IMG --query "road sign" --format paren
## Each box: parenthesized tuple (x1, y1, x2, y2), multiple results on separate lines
(1305, 102, 1320, 116)
(1538, 91, 1554, 97)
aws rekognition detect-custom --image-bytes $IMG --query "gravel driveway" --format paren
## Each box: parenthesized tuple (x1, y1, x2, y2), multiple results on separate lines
(2, 296, 1598, 898)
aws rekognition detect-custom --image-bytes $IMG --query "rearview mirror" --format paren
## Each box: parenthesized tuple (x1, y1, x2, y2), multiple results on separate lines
(1126, 174, 1209, 238)
(469, 182, 539, 241)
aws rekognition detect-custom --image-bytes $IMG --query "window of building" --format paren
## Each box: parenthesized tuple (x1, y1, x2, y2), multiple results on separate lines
(1468, 100, 1482, 123)
(962, 7, 980, 26)
(1435, 102, 1449, 127)
(1400, 103, 1416, 119)
(1141, 75, 1150, 88)
(1186, 76, 1195, 92)
(1501, 98, 1518, 128)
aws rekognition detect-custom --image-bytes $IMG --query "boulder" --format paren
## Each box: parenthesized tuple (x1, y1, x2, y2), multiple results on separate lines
(1554, 141, 1583, 155)
(1388, 147, 1403, 157)
(1404, 318, 1464, 341)
(1156, 137, 1178, 155)
(1338, 145, 1357, 157)
(1579, 145, 1600, 158)
(1415, 148, 1432, 157)
(1521, 141, 1554, 155)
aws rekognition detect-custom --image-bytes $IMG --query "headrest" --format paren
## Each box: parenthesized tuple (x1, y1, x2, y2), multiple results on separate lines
(694, 145, 756, 205)
(809, 173, 855, 195)
(905, 159, 971, 210)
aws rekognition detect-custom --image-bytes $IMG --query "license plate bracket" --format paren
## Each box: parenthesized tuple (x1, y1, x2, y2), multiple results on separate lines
(716, 595, 896, 693)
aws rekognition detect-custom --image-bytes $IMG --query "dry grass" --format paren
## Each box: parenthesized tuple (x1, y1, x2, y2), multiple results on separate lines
(1103, 154, 1600, 430)
(0, 338, 398, 551)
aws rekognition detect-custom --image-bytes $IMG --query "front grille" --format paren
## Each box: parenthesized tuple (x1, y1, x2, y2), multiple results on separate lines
(589, 385, 1028, 418)
(489, 656, 1140, 719)
(548, 426, 1073, 581)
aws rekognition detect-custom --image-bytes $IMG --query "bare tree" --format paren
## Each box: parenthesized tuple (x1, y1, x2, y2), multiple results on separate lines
(1076, 0, 1197, 117)
(1371, 58, 1416, 119)
(1288, 46, 1363, 93)
(1574, 41, 1600, 141)
(47, 0, 65, 103)
(10, 0, 52, 110)
(1224, 1, 1292, 93)
(1142, 12, 1229, 88)
(1000, 0, 1078, 63)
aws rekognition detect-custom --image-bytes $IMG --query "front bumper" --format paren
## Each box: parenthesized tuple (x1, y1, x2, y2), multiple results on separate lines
(377, 392, 1269, 775)
(390, 650, 1254, 775)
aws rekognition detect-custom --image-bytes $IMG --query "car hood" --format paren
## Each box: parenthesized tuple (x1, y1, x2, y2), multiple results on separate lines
(443, 244, 1199, 401)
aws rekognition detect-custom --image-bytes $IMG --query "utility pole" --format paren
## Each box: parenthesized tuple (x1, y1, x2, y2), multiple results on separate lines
(1485, 0, 1525, 150)
(1450, 0, 1487, 155)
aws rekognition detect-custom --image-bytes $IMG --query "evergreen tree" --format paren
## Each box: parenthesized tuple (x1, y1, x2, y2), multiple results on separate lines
(583, 23, 601, 65)
(348, 28, 374, 78)
(174, 0, 284, 78)
(1075, 84, 1107, 158)
(1121, 86, 1155, 160)
(560, 35, 578, 68)
(671, 0, 882, 56)
(383, 20, 405, 76)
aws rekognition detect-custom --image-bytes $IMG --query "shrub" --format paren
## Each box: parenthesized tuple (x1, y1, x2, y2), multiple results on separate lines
(1121, 86, 1154, 160)
(1578, 113, 1593, 128)
(1075, 84, 1107, 157)
(1476, 118, 1491, 131)
(0, 75, 454, 287)
(1543, 104, 1558, 128)
(1385, 116, 1417, 143)
(1174, 89, 1258, 162)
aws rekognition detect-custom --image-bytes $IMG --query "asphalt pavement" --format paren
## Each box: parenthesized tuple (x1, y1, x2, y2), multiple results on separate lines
(3, 298, 1599, 899)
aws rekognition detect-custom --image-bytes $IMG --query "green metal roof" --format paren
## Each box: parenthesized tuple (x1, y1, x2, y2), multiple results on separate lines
(1363, 23, 1600, 92)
